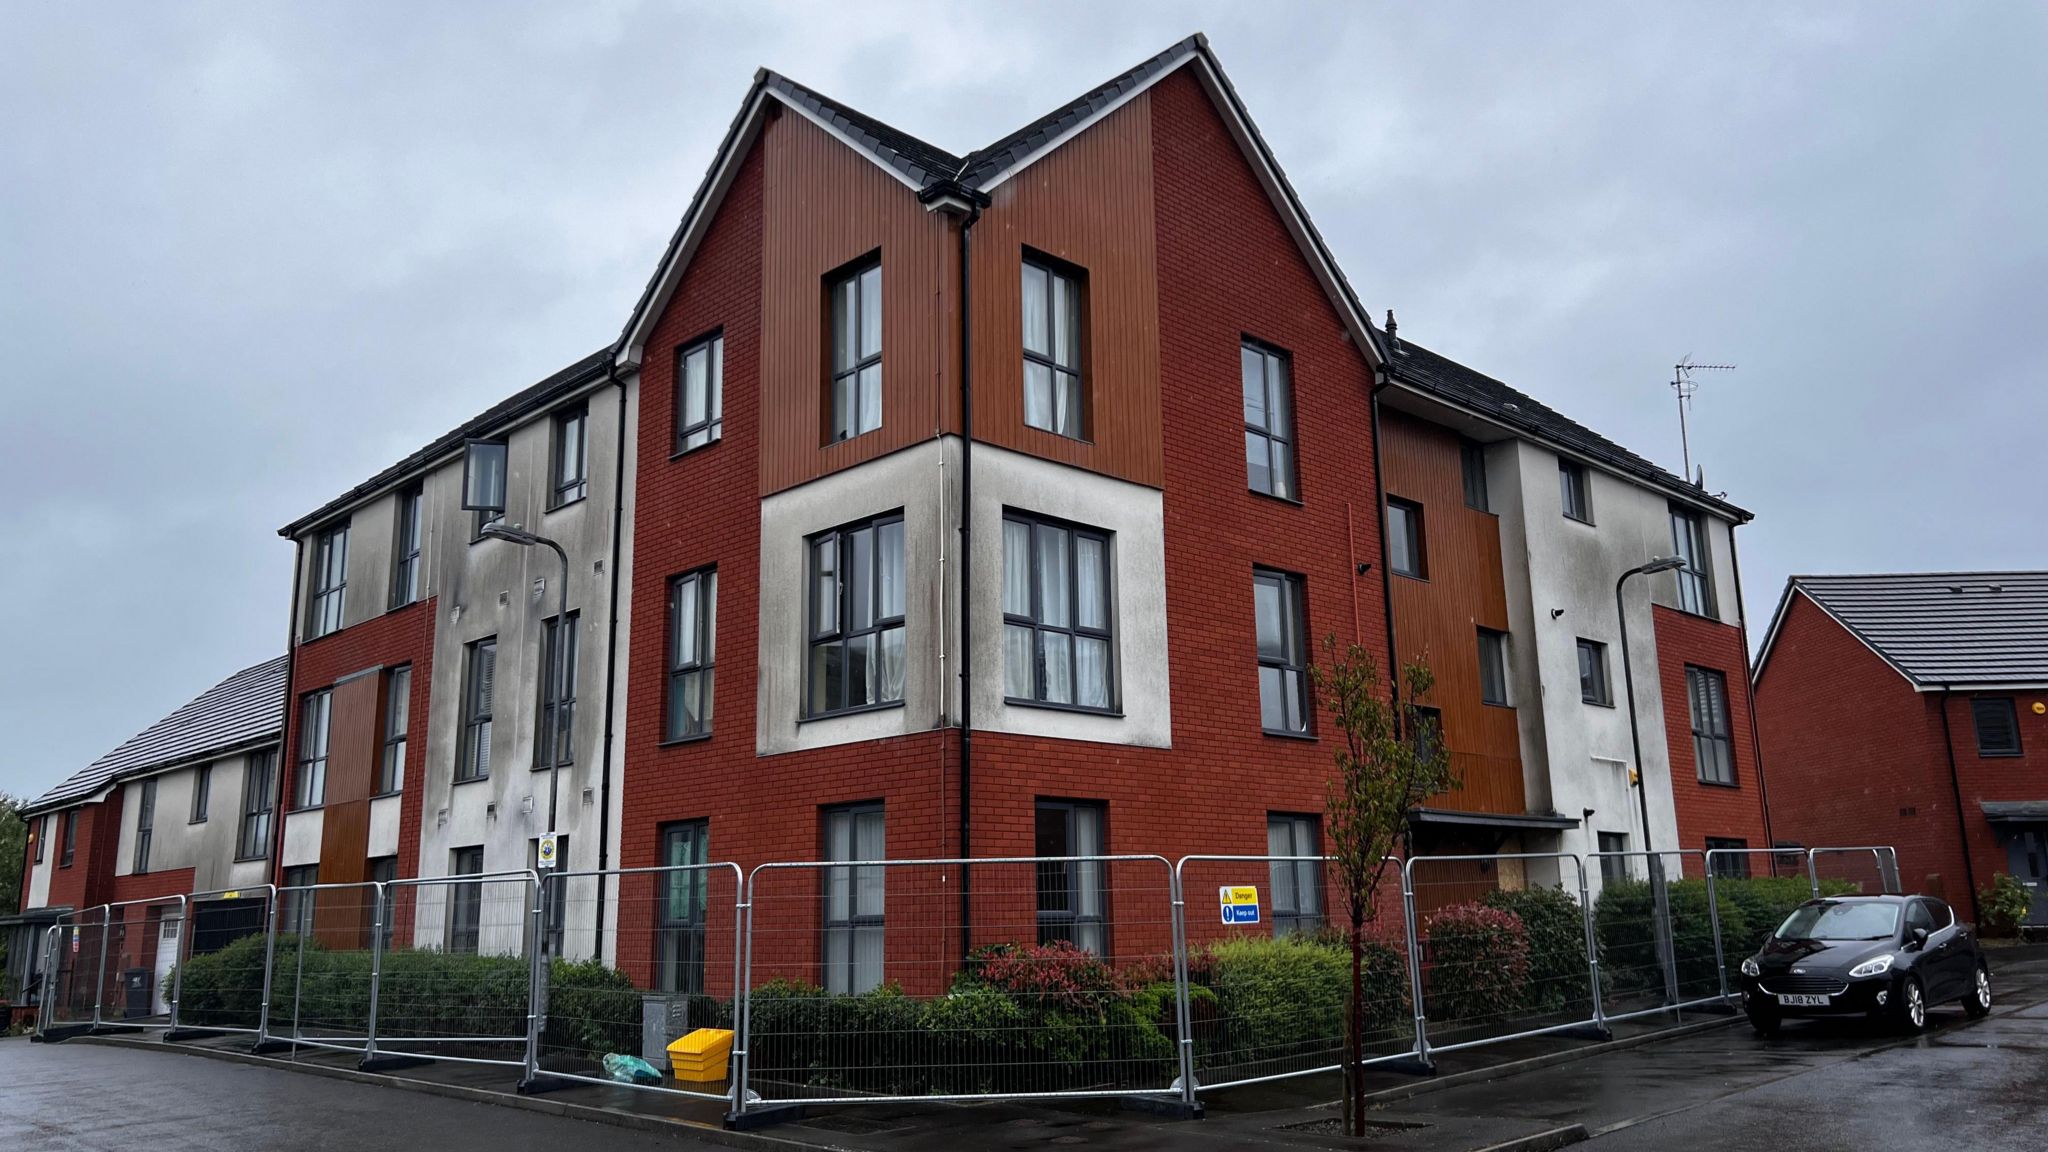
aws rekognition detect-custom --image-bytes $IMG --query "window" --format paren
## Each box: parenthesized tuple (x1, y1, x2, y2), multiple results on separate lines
(474, 505, 504, 541)
(1558, 460, 1592, 523)
(666, 570, 716, 741)
(1706, 837, 1751, 878)
(1241, 340, 1297, 499)
(308, 522, 348, 638)
(551, 405, 588, 508)
(1022, 255, 1085, 438)
(807, 514, 906, 717)
(390, 484, 423, 608)
(828, 258, 882, 441)
(674, 332, 724, 453)
(1267, 814, 1323, 937)
(1410, 705, 1443, 762)
(1905, 899, 1935, 938)
(1925, 898, 1955, 930)
(1972, 697, 2022, 757)
(280, 864, 319, 935)
(1670, 506, 1715, 616)
(191, 763, 212, 823)
(537, 613, 579, 770)
(458, 638, 497, 781)
(529, 835, 568, 955)
(447, 847, 484, 954)
(369, 856, 397, 951)
(379, 666, 410, 796)
(1003, 514, 1114, 711)
(1477, 628, 1510, 706)
(1254, 569, 1310, 735)
(294, 690, 331, 809)
(1035, 800, 1108, 955)
(1597, 832, 1629, 883)
(658, 821, 710, 995)
(1577, 639, 1612, 706)
(822, 804, 885, 995)
(238, 750, 275, 860)
(60, 810, 76, 867)
(1687, 665, 1736, 785)
(1460, 438, 1489, 511)
(34, 814, 45, 864)
(1387, 499, 1425, 579)
(133, 778, 156, 874)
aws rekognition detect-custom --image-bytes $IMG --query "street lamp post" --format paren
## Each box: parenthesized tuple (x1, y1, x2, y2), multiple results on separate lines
(1615, 555, 1685, 1008)
(480, 522, 572, 842)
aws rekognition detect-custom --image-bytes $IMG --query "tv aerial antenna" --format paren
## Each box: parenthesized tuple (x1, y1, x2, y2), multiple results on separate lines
(1671, 356, 1734, 481)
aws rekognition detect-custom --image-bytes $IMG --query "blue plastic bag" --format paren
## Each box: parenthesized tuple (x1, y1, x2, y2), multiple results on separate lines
(602, 1052, 664, 1085)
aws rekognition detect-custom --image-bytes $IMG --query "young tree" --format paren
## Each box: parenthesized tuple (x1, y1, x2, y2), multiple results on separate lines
(0, 793, 25, 917)
(1312, 638, 1455, 1137)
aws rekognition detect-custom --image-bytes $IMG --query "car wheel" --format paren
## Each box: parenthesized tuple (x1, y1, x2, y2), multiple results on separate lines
(1746, 1005, 1780, 1037)
(1896, 975, 1928, 1032)
(1963, 965, 1991, 1019)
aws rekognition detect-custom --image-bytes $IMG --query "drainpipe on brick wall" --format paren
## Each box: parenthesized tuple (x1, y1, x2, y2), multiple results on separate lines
(592, 359, 630, 951)
(1937, 688, 1984, 922)
(272, 538, 305, 883)
(1727, 527, 1775, 854)
(1369, 331, 1400, 728)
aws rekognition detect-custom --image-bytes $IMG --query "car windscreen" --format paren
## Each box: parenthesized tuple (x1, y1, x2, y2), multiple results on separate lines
(1775, 902, 1899, 942)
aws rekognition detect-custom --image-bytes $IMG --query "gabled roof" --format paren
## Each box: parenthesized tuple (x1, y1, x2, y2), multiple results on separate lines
(1384, 335, 1751, 522)
(27, 656, 288, 815)
(616, 33, 1386, 372)
(280, 348, 610, 537)
(1755, 572, 2048, 690)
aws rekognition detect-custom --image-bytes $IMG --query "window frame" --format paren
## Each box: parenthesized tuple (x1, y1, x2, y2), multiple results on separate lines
(190, 762, 211, 823)
(279, 864, 319, 936)
(821, 802, 886, 995)
(1460, 438, 1490, 511)
(1267, 813, 1324, 937)
(1001, 511, 1118, 714)
(1558, 460, 1593, 524)
(1034, 799, 1110, 955)
(1021, 252, 1087, 440)
(294, 689, 331, 810)
(132, 777, 156, 875)
(368, 856, 397, 951)
(657, 820, 711, 995)
(1971, 697, 2022, 757)
(308, 522, 349, 638)
(390, 484, 423, 609)
(665, 569, 716, 743)
(1705, 837, 1751, 878)
(548, 403, 589, 510)
(34, 813, 46, 864)
(805, 512, 908, 719)
(1477, 627, 1511, 707)
(1253, 568, 1312, 737)
(378, 665, 410, 797)
(447, 846, 485, 955)
(457, 638, 497, 782)
(1577, 638, 1613, 707)
(673, 331, 725, 455)
(1686, 664, 1737, 786)
(61, 809, 76, 868)
(1411, 705, 1444, 763)
(1669, 505, 1716, 616)
(536, 612, 579, 771)
(1597, 831, 1630, 883)
(237, 750, 275, 861)
(827, 255, 883, 443)
(1241, 338, 1299, 500)
(1387, 498, 1426, 579)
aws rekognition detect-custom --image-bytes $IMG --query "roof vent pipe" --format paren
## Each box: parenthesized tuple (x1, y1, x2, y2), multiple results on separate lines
(1384, 309, 1400, 354)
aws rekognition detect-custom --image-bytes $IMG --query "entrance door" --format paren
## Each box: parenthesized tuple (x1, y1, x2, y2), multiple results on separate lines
(2007, 827, 2048, 926)
(153, 914, 181, 1015)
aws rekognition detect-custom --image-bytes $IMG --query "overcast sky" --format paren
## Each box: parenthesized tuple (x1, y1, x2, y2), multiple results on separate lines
(4, 2, 2044, 800)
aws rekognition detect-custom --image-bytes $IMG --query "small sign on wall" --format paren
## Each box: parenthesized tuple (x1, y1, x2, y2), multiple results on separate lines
(1219, 885, 1261, 925)
(537, 834, 560, 870)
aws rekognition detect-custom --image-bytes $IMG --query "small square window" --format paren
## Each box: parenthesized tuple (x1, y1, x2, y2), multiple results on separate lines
(1559, 460, 1593, 524)
(1577, 638, 1612, 706)
(1971, 697, 2021, 757)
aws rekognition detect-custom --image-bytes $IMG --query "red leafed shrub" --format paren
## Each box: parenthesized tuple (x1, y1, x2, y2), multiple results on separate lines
(966, 941, 1121, 1012)
(1424, 902, 1530, 1024)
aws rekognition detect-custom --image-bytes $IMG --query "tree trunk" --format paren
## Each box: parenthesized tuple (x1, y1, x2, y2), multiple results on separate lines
(1348, 906, 1365, 1136)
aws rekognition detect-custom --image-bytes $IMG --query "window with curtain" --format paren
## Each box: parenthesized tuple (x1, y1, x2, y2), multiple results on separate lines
(1021, 256, 1085, 438)
(807, 514, 906, 716)
(1035, 800, 1108, 955)
(1477, 628, 1510, 706)
(295, 690, 330, 809)
(674, 332, 724, 453)
(1387, 499, 1425, 578)
(828, 258, 882, 441)
(1254, 569, 1309, 734)
(822, 804, 885, 994)
(1687, 665, 1736, 785)
(1241, 340, 1297, 499)
(667, 570, 717, 740)
(1267, 814, 1323, 937)
(658, 821, 710, 995)
(1002, 513, 1114, 711)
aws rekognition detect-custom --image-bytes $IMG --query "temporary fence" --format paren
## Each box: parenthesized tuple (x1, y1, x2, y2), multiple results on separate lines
(523, 862, 745, 1108)
(44, 843, 1903, 1121)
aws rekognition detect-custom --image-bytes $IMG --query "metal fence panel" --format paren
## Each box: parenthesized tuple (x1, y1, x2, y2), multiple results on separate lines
(735, 856, 1181, 1114)
(265, 882, 382, 1055)
(171, 885, 278, 1035)
(1702, 849, 1817, 1001)
(93, 895, 191, 1031)
(525, 863, 744, 1106)
(42, 906, 109, 1029)
(1588, 850, 1722, 1022)
(371, 871, 538, 1068)
(1807, 846, 1901, 898)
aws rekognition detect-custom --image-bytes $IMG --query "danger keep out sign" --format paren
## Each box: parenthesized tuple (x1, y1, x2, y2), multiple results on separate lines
(1218, 885, 1261, 925)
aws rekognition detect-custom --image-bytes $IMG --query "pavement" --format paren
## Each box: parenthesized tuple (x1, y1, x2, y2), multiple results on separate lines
(9, 948, 2047, 1151)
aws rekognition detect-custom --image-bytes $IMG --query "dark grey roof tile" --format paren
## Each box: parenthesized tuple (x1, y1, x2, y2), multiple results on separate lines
(1794, 572, 2048, 687)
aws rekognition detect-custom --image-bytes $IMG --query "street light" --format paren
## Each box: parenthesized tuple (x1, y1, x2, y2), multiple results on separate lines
(479, 521, 572, 842)
(1615, 555, 1685, 1007)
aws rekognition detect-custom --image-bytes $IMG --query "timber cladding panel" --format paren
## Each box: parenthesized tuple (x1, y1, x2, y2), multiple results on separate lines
(757, 104, 956, 496)
(1379, 409, 1524, 815)
(971, 91, 1163, 488)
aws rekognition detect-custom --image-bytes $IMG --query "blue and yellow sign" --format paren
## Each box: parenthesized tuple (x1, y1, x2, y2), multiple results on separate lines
(1218, 885, 1261, 925)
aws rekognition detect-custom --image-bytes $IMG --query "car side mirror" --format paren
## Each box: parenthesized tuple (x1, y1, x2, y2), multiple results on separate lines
(1909, 927, 1930, 949)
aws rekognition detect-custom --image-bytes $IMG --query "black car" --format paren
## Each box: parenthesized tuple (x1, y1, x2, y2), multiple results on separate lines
(1738, 894, 1991, 1034)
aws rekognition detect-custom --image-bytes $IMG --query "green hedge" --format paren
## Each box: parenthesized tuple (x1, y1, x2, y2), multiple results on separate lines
(1424, 903, 1530, 1024)
(1483, 886, 1592, 1014)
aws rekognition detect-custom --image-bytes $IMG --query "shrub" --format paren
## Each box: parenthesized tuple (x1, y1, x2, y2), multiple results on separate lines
(1482, 885, 1590, 1014)
(1711, 875, 1849, 957)
(1199, 932, 1407, 1069)
(1424, 903, 1529, 1024)
(1595, 878, 1747, 1000)
(965, 940, 1121, 1011)
(1979, 873, 2033, 938)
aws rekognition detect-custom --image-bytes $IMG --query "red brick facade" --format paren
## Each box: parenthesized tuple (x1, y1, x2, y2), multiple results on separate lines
(1651, 604, 1771, 857)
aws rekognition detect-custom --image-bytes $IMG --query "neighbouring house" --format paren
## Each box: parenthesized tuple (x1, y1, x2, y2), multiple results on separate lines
(1754, 572, 2048, 926)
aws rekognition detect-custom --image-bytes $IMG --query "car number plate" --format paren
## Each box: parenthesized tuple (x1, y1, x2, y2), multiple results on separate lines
(1777, 993, 1830, 1007)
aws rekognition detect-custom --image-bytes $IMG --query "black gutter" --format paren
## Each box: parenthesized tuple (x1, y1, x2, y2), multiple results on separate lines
(1727, 528, 1776, 856)
(271, 538, 304, 884)
(593, 358, 630, 946)
(1369, 329, 1400, 726)
(1936, 688, 1985, 923)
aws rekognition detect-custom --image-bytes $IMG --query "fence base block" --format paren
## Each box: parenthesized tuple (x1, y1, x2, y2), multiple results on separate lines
(1383, 1054, 1437, 1077)
(1558, 1023, 1613, 1042)
(249, 1038, 295, 1055)
(725, 1103, 807, 1131)
(87, 1024, 148, 1038)
(37, 1023, 94, 1044)
(164, 1028, 228, 1044)
(516, 1073, 577, 1097)
(359, 1053, 431, 1074)
(1691, 1001, 1739, 1017)
(1119, 1094, 1204, 1121)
